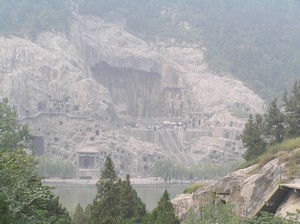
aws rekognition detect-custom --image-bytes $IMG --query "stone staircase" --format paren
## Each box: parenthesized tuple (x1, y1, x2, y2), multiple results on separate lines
(159, 129, 195, 167)
(168, 130, 197, 166)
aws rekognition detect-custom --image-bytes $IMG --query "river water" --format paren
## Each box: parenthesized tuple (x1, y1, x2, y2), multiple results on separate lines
(53, 183, 188, 212)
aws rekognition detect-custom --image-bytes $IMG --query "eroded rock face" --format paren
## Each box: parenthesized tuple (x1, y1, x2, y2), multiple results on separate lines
(185, 73, 265, 114)
(172, 158, 286, 219)
(69, 14, 265, 164)
(0, 12, 266, 176)
(190, 110, 247, 163)
(0, 35, 112, 120)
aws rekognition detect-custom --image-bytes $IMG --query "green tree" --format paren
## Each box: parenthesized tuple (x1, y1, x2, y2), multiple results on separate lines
(0, 148, 71, 224)
(38, 157, 76, 179)
(72, 203, 89, 224)
(184, 192, 242, 224)
(90, 156, 147, 224)
(242, 114, 267, 161)
(120, 175, 146, 224)
(0, 98, 32, 150)
(0, 99, 71, 224)
(263, 98, 285, 144)
(91, 156, 122, 224)
(83, 204, 93, 224)
(144, 190, 179, 224)
(185, 201, 240, 224)
(197, 202, 239, 224)
(0, 193, 10, 224)
(283, 80, 300, 139)
(152, 159, 173, 181)
(44, 195, 71, 223)
(244, 211, 299, 224)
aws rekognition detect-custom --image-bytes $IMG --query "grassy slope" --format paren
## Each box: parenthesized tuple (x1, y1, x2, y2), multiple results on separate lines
(239, 137, 300, 180)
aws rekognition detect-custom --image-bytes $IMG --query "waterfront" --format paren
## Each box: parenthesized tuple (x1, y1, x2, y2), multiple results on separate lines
(45, 179, 190, 212)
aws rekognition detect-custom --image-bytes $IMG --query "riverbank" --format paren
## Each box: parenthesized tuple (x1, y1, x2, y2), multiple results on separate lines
(46, 179, 191, 212)
(42, 177, 198, 187)
(43, 178, 216, 212)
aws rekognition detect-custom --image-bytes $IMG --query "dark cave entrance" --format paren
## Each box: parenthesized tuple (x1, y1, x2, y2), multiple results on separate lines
(92, 61, 162, 118)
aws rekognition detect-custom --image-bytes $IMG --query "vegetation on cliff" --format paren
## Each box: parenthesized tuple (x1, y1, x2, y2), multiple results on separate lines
(183, 80, 300, 223)
(185, 199, 300, 224)
(0, 0, 70, 39)
(242, 80, 300, 162)
(1, 1, 299, 100)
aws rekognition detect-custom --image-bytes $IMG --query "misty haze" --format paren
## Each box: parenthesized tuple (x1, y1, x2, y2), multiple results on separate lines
(1, 1, 300, 223)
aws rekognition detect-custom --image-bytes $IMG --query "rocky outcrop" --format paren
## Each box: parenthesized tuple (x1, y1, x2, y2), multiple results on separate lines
(172, 155, 300, 220)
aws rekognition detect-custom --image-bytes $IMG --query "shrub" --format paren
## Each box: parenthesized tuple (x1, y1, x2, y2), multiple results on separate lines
(183, 182, 204, 194)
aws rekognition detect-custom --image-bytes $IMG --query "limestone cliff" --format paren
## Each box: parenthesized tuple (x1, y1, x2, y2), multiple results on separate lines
(0, 34, 111, 120)
(68, 13, 265, 164)
(0, 12, 265, 176)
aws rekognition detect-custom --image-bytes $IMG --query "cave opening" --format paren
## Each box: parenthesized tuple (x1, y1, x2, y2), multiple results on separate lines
(92, 61, 162, 118)
(91, 61, 202, 127)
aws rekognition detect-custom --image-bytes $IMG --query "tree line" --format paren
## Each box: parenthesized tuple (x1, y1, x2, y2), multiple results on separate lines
(72, 156, 180, 224)
(242, 80, 300, 161)
(151, 159, 240, 181)
(38, 157, 76, 179)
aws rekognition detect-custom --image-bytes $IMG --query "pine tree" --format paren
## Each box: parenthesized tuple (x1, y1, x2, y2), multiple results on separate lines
(89, 156, 148, 224)
(91, 156, 122, 224)
(241, 114, 266, 161)
(0, 193, 10, 224)
(72, 203, 87, 224)
(263, 98, 285, 144)
(84, 204, 92, 224)
(145, 190, 180, 224)
(120, 174, 146, 224)
(283, 80, 300, 139)
(120, 175, 135, 220)
(132, 190, 147, 223)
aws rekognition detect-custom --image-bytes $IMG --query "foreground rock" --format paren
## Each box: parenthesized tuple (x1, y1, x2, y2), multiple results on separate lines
(172, 150, 300, 220)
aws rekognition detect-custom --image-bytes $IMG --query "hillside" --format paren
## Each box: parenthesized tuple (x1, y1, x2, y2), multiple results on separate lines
(77, 0, 300, 100)
(0, 11, 267, 177)
(1, 1, 300, 100)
